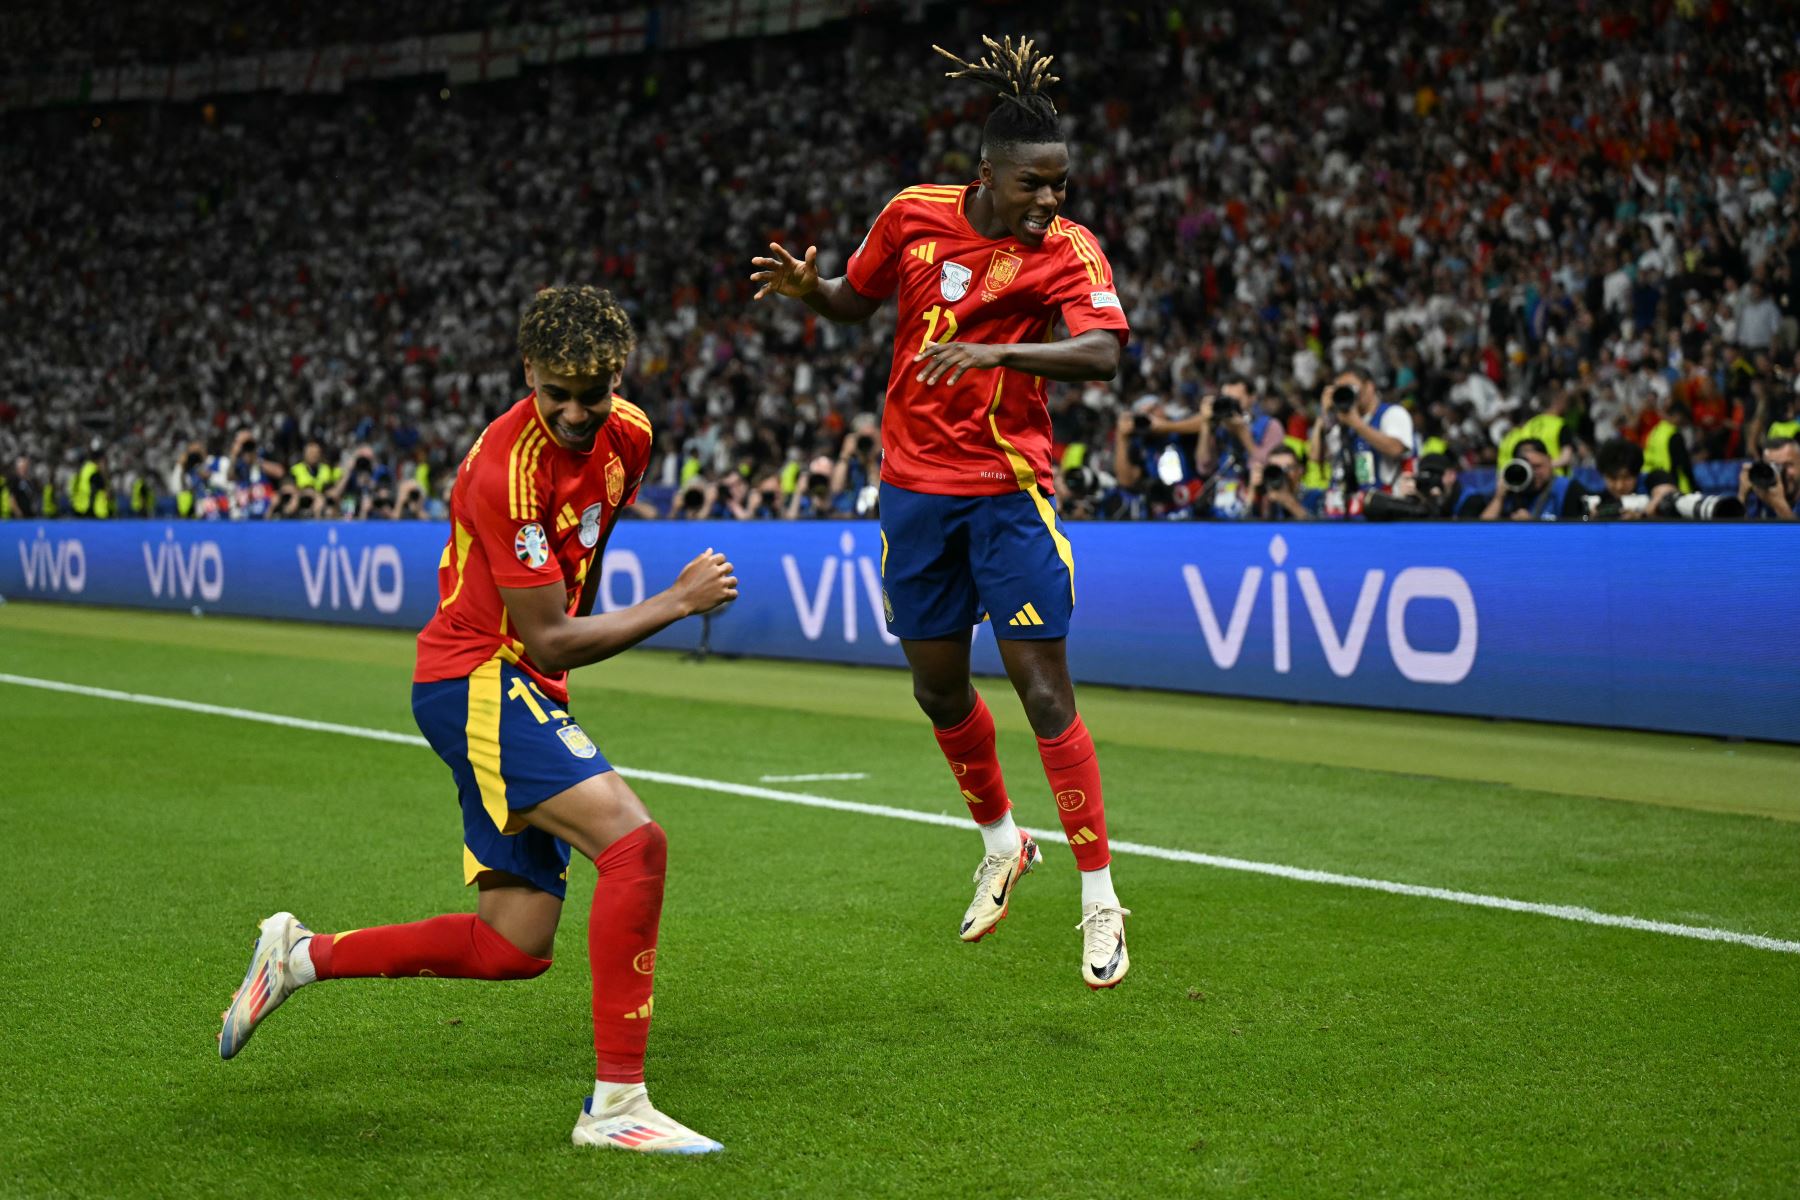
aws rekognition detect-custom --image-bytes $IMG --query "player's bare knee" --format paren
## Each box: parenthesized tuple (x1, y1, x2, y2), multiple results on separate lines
(1020, 684, 1075, 739)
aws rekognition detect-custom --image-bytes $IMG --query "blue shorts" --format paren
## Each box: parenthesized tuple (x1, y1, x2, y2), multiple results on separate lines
(879, 481, 1075, 641)
(411, 656, 614, 900)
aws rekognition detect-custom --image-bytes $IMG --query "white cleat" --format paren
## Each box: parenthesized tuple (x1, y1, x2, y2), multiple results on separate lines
(572, 1085, 724, 1155)
(1078, 903, 1131, 990)
(219, 911, 311, 1059)
(959, 832, 1043, 943)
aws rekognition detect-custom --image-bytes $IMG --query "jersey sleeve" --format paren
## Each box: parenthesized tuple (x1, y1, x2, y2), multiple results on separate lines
(845, 193, 912, 301)
(1051, 222, 1131, 345)
(465, 446, 561, 589)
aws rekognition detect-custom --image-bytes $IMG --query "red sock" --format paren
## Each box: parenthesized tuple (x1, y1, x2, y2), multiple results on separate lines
(1038, 715, 1110, 871)
(309, 914, 550, 980)
(589, 822, 667, 1084)
(932, 692, 1012, 826)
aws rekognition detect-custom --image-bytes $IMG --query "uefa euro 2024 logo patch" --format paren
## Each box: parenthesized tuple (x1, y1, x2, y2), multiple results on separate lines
(514, 522, 550, 569)
(557, 724, 598, 759)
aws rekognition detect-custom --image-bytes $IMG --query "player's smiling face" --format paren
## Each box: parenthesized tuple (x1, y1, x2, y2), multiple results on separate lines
(983, 142, 1069, 244)
(525, 361, 620, 450)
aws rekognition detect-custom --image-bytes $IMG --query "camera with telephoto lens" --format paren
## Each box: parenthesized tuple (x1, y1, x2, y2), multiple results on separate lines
(1748, 460, 1779, 491)
(680, 486, 706, 512)
(1212, 394, 1240, 422)
(1414, 460, 1447, 497)
(1658, 493, 1744, 521)
(1501, 459, 1534, 493)
(1064, 464, 1100, 498)
(1262, 468, 1287, 493)
(1330, 385, 1357, 413)
(1583, 493, 1652, 520)
(855, 433, 875, 455)
(1132, 413, 1153, 435)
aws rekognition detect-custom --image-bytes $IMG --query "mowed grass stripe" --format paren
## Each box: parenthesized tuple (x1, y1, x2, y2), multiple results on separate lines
(5, 670, 1796, 958)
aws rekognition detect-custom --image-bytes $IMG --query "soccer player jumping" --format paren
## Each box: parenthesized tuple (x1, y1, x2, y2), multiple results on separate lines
(751, 36, 1132, 988)
(219, 286, 738, 1154)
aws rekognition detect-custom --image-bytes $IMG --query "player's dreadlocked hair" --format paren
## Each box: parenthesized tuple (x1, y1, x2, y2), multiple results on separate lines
(517, 285, 636, 378)
(932, 35, 1063, 160)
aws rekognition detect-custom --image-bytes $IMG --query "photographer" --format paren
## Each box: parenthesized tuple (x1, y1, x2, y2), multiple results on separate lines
(1478, 439, 1589, 521)
(1739, 437, 1800, 520)
(785, 454, 842, 519)
(1112, 394, 1203, 507)
(1585, 438, 1677, 520)
(2, 454, 38, 518)
(1370, 453, 1481, 520)
(284, 439, 339, 518)
(831, 425, 881, 518)
(209, 430, 284, 519)
(1246, 445, 1316, 521)
(1310, 368, 1416, 515)
(328, 445, 389, 519)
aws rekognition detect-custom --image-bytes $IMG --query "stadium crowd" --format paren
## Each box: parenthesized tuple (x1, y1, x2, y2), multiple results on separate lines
(4, 0, 1800, 523)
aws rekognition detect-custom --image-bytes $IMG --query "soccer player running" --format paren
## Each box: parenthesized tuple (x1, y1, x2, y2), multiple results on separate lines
(750, 37, 1132, 988)
(218, 286, 738, 1154)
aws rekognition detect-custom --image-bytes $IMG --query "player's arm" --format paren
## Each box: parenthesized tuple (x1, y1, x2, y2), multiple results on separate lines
(750, 243, 882, 324)
(913, 329, 1120, 387)
(500, 549, 736, 674)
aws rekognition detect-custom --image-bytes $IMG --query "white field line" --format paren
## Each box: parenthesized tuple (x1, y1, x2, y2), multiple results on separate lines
(759, 772, 869, 782)
(4, 671, 1798, 957)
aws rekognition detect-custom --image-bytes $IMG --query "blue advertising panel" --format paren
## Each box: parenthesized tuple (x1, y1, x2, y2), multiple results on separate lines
(3, 520, 1796, 743)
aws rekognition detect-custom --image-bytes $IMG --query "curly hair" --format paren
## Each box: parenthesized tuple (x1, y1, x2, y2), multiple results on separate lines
(517, 285, 636, 378)
(932, 34, 1063, 159)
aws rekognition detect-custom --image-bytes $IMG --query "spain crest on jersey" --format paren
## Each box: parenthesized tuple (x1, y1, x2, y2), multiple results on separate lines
(985, 250, 1023, 295)
(940, 261, 972, 302)
(606, 455, 626, 507)
(557, 724, 598, 759)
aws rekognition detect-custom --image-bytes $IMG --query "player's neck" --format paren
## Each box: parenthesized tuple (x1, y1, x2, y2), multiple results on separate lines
(965, 186, 1010, 240)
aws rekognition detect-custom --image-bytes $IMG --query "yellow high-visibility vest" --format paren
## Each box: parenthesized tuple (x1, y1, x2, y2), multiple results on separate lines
(71, 461, 113, 518)
(1643, 420, 1693, 492)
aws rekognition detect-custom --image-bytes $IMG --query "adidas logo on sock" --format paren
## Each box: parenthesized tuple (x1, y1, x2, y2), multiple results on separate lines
(622, 998, 654, 1020)
(1068, 827, 1098, 845)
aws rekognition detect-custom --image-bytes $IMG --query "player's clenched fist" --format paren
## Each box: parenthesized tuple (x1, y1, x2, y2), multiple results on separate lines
(672, 548, 738, 616)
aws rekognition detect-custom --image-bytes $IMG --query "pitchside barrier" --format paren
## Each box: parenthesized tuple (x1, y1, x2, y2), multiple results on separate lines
(5, 520, 1797, 744)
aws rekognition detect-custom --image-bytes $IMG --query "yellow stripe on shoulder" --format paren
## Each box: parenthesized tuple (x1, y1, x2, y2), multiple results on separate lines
(612, 398, 651, 426)
(1054, 219, 1104, 287)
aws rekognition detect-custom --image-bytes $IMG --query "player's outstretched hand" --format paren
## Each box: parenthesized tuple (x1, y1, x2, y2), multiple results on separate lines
(750, 243, 819, 301)
(914, 340, 1007, 387)
(672, 548, 739, 616)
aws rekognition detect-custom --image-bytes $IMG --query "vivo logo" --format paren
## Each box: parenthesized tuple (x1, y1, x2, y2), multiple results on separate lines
(1182, 535, 1477, 684)
(143, 529, 223, 602)
(783, 531, 897, 646)
(597, 550, 645, 613)
(17, 529, 86, 594)
(297, 529, 404, 613)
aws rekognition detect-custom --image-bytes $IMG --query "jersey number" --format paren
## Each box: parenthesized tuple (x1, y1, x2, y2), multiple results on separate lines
(918, 305, 959, 352)
(507, 676, 570, 724)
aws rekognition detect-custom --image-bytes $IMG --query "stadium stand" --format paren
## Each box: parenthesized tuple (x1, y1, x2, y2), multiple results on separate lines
(3, 1, 1798, 520)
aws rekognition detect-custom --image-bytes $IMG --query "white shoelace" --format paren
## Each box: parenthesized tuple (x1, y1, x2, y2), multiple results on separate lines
(971, 851, 1017, 889)
(1075, 905, 1131, 949)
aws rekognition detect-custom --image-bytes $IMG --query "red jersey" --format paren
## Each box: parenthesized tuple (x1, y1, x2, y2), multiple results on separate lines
(414, 394, 652, 702)
(846, 183, 1130, 496)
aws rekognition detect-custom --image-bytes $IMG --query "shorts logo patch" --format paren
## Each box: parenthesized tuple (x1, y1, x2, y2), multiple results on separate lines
(632, 949, 656, 975)
(579, 501, 605, 548)
(939, 261, 972, 302)
(556, 724, 597, 759)
(605, 456, 626, 507)
(514, 523, 550, 569)
(883, 588, 895, 625)
(1056, 788, 1087, 812)
(1090, 290, 1122, 310)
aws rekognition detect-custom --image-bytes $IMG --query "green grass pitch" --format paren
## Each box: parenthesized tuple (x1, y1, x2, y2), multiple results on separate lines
(1, 600, 1797, 1198)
